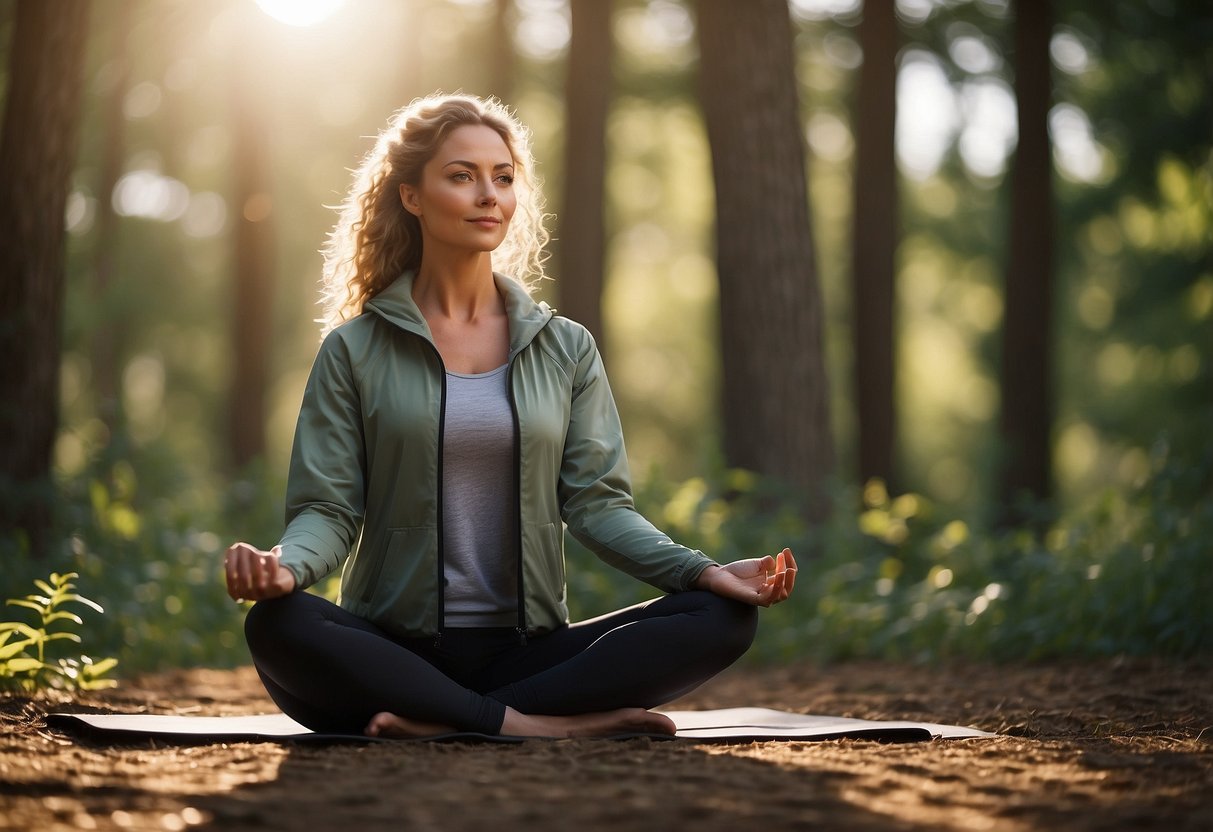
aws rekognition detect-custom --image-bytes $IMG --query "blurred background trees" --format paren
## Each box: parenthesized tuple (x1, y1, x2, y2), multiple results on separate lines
(0, 0, 91, 556)
(0, 0, 1208, 665)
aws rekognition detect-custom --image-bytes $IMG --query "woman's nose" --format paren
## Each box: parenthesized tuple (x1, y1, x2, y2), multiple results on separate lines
(477, 180, 496, 205)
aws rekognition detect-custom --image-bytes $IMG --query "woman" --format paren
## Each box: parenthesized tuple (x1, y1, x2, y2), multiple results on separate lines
(224, 94, 796, 739)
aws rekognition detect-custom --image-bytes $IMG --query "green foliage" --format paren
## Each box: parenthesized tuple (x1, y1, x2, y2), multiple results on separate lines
(3, 434, 1208, 680)
(2, 452, 284, 677)
(568, 440, 1212, 664)
(0, 572, 118, 692)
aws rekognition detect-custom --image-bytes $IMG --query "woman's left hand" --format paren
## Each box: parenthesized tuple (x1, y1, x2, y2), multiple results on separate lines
(695, 548, 797, 607)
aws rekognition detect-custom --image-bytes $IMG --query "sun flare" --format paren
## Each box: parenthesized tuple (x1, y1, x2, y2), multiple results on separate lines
(255, 0, 346, 27)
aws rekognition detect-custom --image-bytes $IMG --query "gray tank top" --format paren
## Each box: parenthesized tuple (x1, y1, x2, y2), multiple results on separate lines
(441, 364, 519, 627)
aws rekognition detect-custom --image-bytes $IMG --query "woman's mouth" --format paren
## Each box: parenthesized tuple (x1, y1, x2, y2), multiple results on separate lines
(468, 216, 502, 229)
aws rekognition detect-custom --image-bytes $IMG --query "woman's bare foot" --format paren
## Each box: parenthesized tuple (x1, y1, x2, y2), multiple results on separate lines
(365, 712, 458, 738)
(500, 706, 677, 739)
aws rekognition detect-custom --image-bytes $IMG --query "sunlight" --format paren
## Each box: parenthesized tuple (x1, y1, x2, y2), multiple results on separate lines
(254, 0, 346, 27)
(896, 51, 958, 180)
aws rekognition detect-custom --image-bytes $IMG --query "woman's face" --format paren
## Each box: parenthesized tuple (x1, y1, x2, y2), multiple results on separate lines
(399, 124, 517, 256)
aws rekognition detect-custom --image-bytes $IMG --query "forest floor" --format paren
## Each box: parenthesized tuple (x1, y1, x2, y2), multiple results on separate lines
(1, 658, 1210, 831)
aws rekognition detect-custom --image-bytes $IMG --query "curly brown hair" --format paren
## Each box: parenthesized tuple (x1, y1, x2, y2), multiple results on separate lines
(318, 94, 549, 335)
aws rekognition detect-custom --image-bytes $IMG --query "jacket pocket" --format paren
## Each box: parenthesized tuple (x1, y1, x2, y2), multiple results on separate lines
(523, 521, 566, 611)
(358, 526, 436, 606)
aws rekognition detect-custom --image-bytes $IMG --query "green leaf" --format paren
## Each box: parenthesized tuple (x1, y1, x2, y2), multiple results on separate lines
(58, 594, 104, 614)
(5, 599, 48, 614)
(43, 611, 84, 627)
(0, 623, 41, 640)
(34, 580, 55, 597)
(84, 657, 118, 676)
(44, 632, 83, 644)
(0, 639, 36, 660)
(4, 658, 44, 673)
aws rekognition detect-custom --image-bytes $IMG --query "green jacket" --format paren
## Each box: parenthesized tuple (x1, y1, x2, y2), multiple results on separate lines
(277, 271, 717, 640)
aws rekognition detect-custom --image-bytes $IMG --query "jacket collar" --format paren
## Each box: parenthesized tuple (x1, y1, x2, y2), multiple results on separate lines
(364, 270, 554, 359)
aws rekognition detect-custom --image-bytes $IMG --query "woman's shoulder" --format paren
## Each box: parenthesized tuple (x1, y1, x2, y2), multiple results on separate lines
(541, 313, 597, 355)
(311, 312, 400, 372)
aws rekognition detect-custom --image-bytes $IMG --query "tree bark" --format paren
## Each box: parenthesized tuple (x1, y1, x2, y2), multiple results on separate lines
(0, 0, 91, 555)
(488, 0, 517, 104)
(852, 0, 899, 490)
(91, 0, 135, 431)
(557, 0, 614, 348)
(696, 0, 835, 518)
(998, 0, 1055, 525)
(227, 32, 276, 471)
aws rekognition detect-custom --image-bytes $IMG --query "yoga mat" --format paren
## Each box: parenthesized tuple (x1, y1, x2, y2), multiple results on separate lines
(47, 708, 994, 745)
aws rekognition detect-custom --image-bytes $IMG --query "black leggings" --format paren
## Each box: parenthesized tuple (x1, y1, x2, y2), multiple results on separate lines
(244, 590, 757, 735)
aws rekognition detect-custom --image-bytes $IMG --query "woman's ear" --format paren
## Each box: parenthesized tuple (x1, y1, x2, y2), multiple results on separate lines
(399, 183, 422, 216)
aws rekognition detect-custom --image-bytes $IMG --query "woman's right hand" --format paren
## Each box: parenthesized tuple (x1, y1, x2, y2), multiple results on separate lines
(224, 542, 297, 603)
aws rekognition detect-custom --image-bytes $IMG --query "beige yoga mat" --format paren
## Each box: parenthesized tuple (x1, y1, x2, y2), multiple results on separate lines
(48, 707, 995, 744)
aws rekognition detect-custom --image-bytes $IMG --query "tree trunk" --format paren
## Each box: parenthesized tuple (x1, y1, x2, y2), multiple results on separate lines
(91, 0, 135, 431)
(0, 0, 91, 555)
(696, 0, 835, 518)
(852, 0, 899, 491)
(998, 0, 1055, 525)
(488, 0, 516, 104)
(557, 0, 614, 348)
(227, 35, 276, 471)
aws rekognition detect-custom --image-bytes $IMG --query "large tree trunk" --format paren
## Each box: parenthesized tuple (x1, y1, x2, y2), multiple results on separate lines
(557, 0, 614, 348)
(227, 35, 276, 471)
(852, 0, 899, 490)
(696, 0, 835, 518)
(0, 0, 91, 555)
(998, 0, 1055, 525)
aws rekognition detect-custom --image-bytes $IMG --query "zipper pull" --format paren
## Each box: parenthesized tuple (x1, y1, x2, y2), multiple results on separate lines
(433, 631, 443, 649)
(516, 626, 527, 646)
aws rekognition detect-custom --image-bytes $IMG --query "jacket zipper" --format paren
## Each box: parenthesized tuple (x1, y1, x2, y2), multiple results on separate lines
(432, 345, 448, 649)
(507, 359, 528, 645)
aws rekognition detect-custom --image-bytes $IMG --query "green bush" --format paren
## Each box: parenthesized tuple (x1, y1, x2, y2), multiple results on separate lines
(569, 439, 1212, 663)
(1, 453, 280, 676)
(2, 438, 1207, 679)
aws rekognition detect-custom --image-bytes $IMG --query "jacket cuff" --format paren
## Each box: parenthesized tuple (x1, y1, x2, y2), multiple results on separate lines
(677, 553, 720, 591)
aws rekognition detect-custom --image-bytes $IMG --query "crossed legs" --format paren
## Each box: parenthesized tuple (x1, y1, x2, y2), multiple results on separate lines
(244, 590, 757, 737)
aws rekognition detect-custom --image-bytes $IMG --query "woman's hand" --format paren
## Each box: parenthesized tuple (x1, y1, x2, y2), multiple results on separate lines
(695, 548, 797, 607)
(224, 542, 297, 603)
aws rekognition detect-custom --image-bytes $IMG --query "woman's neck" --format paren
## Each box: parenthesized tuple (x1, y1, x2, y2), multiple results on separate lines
(412, 253, 500, 321)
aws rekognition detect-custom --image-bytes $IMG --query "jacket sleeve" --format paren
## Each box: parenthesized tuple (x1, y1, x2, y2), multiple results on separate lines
(557, 328, 717, 592)
(276, 333, 366, 589)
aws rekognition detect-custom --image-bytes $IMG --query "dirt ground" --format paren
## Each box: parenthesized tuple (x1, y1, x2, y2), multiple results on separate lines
(1, 658, 1210, 831)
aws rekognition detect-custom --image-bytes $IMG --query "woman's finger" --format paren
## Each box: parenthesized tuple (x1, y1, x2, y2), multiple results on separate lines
(783, 548, 797, 595)
(230, 545, 248, 599)
(230, 543, 260, 601)
(223, 547, 239, 599)
(758, 554, 776, 577)
(255, 553, 272, 592)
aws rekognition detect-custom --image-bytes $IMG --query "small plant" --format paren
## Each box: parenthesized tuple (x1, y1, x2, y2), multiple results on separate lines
(0, 572, 118, 692)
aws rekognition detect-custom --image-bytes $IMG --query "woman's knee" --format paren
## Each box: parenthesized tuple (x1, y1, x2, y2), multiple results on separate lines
(243, 592, 308, 654)
(700, 592, 759, 659)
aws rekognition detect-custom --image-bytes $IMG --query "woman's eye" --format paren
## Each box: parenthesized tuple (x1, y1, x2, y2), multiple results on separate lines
(451, 172, 472, 182)
(496, 174, 515, 185)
